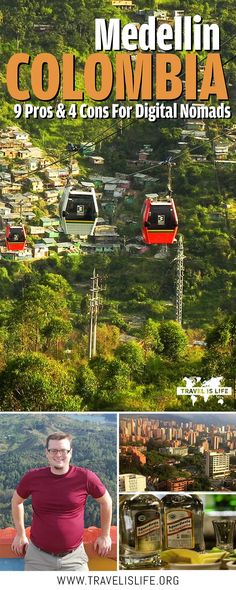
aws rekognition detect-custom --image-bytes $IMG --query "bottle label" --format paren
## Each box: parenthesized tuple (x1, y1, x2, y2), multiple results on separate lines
(165, 509, 194, 549)
(135, 510, 160, 553)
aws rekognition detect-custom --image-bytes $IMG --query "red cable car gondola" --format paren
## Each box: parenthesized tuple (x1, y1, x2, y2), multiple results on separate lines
(5, 224, 26, 252)
(142, 194, 178, 245)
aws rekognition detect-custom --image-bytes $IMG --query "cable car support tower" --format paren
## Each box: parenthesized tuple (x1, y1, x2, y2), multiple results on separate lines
(88, 269, 103, 359)
(174, 234, 185, 326)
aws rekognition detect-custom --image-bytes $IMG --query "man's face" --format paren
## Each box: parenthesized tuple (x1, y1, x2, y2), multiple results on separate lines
(46, 438, 72, 474)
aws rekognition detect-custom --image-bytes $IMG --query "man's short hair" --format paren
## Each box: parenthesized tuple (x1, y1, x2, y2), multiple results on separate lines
(46, 432, 72, 449)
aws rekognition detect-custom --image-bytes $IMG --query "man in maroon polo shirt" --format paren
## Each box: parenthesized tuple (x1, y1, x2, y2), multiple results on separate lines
(11, 432, 112, 571)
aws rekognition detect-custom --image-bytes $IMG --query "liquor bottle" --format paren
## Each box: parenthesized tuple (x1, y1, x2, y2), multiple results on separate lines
(162, 494, 205, 551)
(119, 494, 162, 569)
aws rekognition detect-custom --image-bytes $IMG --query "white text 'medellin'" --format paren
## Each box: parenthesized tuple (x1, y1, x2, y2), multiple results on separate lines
(95, 16, 220, 52)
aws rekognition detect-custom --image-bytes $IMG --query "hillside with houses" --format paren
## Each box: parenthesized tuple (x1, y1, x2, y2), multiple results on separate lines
(0, 1, 236, 411)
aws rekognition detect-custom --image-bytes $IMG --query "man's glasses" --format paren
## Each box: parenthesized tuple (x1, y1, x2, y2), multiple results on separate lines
(47, 449, 71, 455)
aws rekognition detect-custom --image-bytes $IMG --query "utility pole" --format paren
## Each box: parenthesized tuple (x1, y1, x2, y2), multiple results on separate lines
(19, 199, 24, 221)
(167, 159, 172, 195)
(88, 269, 102, 359)
(175, 234, 185, 325)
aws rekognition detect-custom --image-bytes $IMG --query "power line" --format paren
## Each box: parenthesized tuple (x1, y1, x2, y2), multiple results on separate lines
(15, 32, 236, 182)
(15, 118, 136, 181)
(15, 55, 236, 183)
(127, 125, 236, 179)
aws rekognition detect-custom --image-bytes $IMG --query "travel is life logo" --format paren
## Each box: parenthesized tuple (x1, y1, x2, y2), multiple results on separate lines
(177, 377, 232, 406)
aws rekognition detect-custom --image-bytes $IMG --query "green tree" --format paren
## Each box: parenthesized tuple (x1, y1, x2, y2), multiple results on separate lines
(0, 353, 78, 411)
(96, 324, 120, 357)
(159, 321, 189, 360)
(143, 319, 164, 352)
(9, 281, 73, 353)
(114, 340, 145, 379)
(75, 364, 98, 405)
(42, 317, 73, 356)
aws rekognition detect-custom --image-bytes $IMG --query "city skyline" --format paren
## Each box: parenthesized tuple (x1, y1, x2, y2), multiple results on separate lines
(120, 413, 236, 426)
(119, 414, 236, 493)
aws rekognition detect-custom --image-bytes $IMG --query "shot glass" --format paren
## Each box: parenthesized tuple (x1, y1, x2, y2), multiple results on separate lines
(212, 519, 236, 552)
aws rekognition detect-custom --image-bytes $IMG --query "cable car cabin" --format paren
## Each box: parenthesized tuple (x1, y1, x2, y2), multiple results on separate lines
(59, 183, 98, 236)
(5, 224, 26, 252)
(142, 194, 178, 245)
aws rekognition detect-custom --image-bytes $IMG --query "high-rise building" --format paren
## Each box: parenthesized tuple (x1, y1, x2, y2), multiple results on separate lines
(211, 435, 220, 450)
(189, 430, 197, 445)
(120, 420, 127, 434)
(131, 418, 136, 434)
(160, 428, 166, 441)
(196, 424, 204, 432)
(127, 421, 132, 436)
(119, 473, 147, 492)
(205, 452, 230, 478)
(201, 439, 209, 452)
(166, 428, 172, 440)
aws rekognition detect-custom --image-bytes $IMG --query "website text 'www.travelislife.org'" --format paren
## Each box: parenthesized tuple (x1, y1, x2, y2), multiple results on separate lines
(56, 574, 179, 587)
(53, 572, 235, 590)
